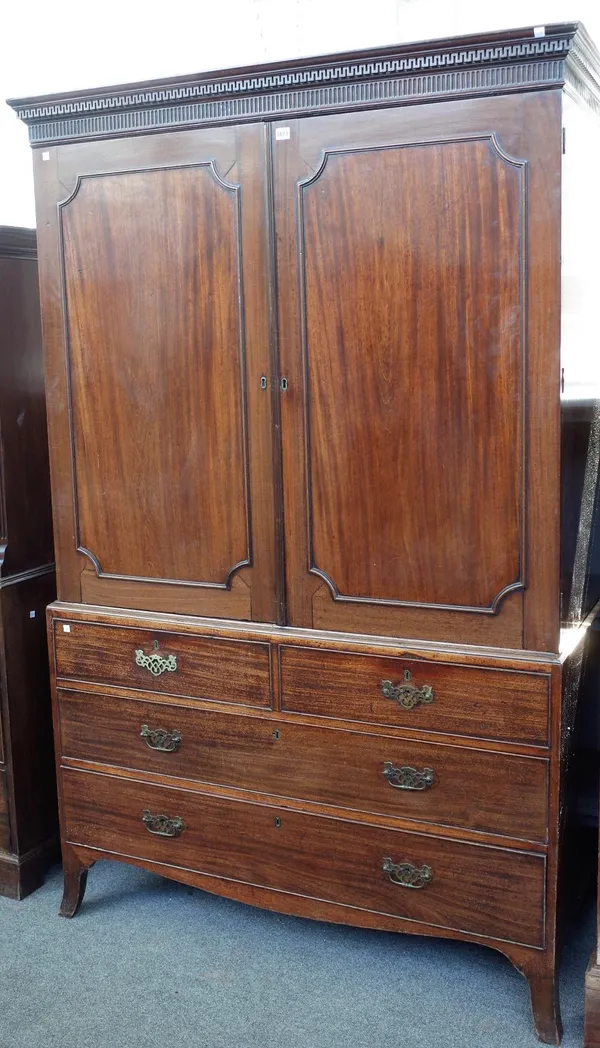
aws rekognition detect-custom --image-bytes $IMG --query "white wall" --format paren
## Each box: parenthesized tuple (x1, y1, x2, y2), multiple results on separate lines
(1, 0, 600, 226)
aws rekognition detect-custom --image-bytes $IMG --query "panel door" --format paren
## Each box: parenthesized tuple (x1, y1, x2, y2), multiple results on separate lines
(35, 124, 279, 622)
(273, 93, 561, 649)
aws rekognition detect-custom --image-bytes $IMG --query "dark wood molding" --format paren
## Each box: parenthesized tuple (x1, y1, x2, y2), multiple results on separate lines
(0, 562, 56, 588)
(48, 599, 566, 665)
(8, 24, 600, 146)
(0, 227, 36, 260)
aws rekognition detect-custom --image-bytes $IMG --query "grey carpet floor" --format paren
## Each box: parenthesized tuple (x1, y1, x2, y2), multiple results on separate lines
(0, 859, 595, 1048)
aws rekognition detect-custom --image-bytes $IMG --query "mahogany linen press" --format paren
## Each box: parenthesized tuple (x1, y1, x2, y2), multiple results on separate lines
(9, 23, 600, 1043)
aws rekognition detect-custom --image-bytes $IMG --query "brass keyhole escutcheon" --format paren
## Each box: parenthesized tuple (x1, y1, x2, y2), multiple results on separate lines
(381, 670, 434, 710)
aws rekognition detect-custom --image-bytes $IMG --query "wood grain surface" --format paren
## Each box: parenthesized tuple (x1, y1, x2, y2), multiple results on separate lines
(54, 619, 271, 708)
(62, 765, 546, 947)
(57, 688, 549, 840)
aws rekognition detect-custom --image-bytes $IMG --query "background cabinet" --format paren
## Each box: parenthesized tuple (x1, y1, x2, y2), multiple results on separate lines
(0, 226, 57, 898)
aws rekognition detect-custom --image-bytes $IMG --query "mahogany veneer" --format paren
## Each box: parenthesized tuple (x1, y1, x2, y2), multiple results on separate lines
(9, 22, 600, 1043)
(57, 687, 549, 840)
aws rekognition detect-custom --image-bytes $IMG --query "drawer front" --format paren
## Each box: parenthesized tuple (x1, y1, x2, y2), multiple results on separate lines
(53, 620, 271, 708)
(62, 767, 545, 946)
(280, 646, 550, 745)
(0, 769, 11, 852)
(58, 689, 548, 841)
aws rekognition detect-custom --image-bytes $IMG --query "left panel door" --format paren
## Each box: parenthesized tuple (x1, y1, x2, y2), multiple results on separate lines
(35, 123, 279, 621)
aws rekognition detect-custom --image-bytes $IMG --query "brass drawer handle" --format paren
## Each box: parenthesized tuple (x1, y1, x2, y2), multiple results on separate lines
(140, 724, 182, 752)
(382, 857, 432, 889)
(381, 670, 434, 710)
(383, 761, 434, 790)
(135, 642, 178, 677)
(142, 810, 185, 837)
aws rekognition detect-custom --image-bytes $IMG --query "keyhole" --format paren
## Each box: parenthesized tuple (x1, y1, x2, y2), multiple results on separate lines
(273, 730, 280, 740)
(274, 817, 281, 828)
(153, 640, 159, 650)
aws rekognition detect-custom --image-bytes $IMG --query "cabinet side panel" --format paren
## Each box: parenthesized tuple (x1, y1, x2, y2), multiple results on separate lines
(0, 248, 54, 577)
(560, 93, 600, 622)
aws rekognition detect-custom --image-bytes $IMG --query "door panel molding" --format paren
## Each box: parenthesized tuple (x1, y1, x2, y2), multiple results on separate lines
(296, 134, 527, 613)
(59, 161, 251, 591)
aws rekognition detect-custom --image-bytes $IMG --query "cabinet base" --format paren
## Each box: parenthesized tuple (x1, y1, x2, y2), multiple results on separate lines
(0, 839, 59, 900)
(585, 953, 600, 1047)
(60, 843, 561, 1043)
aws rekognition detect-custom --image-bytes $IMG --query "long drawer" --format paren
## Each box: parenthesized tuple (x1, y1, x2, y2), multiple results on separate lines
(58, 689, 548, 841)
(62, 767, 545, 947)
(52, 619, 271, 708)
(280, 646, 550, 746)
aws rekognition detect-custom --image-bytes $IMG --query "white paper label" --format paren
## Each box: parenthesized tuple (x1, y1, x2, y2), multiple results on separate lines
(275, 127, 291, 141)
(42, 151, 50, 161)
(29, 610, 36, 619)
(62, 624, 71, 632)
(533, 26, 546, 37)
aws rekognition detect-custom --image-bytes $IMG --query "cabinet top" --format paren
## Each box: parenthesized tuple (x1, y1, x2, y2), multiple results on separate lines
(7, 22, 600, 147)
(0, 227, 36, 261)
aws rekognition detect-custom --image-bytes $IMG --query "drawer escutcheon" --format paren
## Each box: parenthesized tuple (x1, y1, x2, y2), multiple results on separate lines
(382, 857, 433, 889)
(383, 761, 434, 790)
(381, 670, 434, 710)
(135, 644, 178, 677)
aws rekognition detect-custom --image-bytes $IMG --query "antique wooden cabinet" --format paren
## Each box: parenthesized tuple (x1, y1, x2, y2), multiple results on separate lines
(9, 23, 600, 1041)
(0, 227, 57, 897)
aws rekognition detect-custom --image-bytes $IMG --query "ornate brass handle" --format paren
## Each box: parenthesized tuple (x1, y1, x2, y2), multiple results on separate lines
(140, 724, 182, 752)
(135, 642, 178, 677)
(382, 857, 432, 889)
(381, 670, 434, 710)
(383, 761, 434, 790)
(142, 810, 185, 837)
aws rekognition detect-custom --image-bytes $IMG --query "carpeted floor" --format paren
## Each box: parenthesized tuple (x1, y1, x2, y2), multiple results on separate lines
(0, 860, 595, 1048)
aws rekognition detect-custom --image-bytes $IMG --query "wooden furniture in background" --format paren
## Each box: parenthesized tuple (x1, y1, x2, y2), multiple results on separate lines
(0, 226, 57, 898)
(9, 23, 600, 1040)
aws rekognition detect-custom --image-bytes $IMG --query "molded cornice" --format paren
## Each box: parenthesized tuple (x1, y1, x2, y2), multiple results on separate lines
(7, 23, 600, 146)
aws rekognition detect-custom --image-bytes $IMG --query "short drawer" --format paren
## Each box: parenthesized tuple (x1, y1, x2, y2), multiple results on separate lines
(62, 767, 545, 947)
(280, 646, 550, 746)
(53, 619, 271, 708)
(58, 689, 549, 841)
(0, 769, 11, 852)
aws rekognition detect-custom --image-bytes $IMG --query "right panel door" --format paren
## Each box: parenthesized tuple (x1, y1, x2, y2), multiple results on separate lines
(273, 93, 561, 650)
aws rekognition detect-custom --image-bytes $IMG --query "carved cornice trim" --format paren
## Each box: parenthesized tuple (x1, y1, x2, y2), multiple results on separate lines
(565, 24, 600, 119)
(7, 24, 600, 146)
(0, 227, 36, 260)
